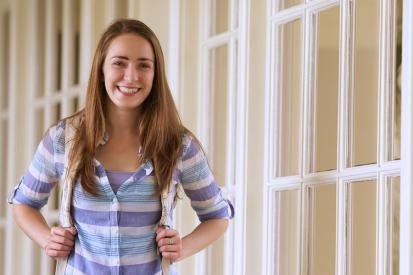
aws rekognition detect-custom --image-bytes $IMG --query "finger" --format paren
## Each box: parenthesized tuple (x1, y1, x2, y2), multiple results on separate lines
(49, 234, 75, 247)
(157, 236, 172, 247)
(51, 226, 77, 237)
(51, 227, 76, 240)
(160, 236, 181, 247)
(159, 244, 179, 253)
(46, 241, 74, 251)
(45, 247, 72, 258)
(156, 229, 178, 242)
(163, 229, 178, 238)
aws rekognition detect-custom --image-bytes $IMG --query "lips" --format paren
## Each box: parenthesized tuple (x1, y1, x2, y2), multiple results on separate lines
(117, 86, 140, 96)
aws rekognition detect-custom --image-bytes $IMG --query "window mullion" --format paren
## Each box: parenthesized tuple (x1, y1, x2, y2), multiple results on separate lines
(337, 0, 352, 274)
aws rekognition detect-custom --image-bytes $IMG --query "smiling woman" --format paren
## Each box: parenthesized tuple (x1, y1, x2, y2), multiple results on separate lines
(8, 19, 233, 275)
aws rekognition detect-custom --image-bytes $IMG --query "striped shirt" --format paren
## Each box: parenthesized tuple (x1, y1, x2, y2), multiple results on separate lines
(8, 119, 233, 275)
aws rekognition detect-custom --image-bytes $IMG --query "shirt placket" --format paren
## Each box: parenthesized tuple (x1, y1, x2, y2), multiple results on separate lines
(110, 196, 121, 274)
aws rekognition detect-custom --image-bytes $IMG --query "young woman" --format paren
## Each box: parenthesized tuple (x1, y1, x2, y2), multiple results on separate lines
(9, 19, 233, 275)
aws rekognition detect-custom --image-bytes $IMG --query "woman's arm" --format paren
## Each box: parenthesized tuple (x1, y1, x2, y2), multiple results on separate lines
(13, 204, 76, 258)
(156, 218, 229, 262)
(180, 218, 229, 260)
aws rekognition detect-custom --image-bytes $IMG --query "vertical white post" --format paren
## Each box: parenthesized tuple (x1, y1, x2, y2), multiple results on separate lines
(168, 0, 180, 103)
(7, 0, 15, 273)
(61, 0, 74, 117)
(3, 0, 12, 274)
(399, 0, 413, 273)
(44, 0, 57, 128)
(232, 1, 247, 275)
(196, 1, 210, 273)
(25, 0, 40, 273)
(7, 0, 33, 274)
(336, 1, 350, 275)
(127, 0, 139, 18)
(79, 0, 94, 107)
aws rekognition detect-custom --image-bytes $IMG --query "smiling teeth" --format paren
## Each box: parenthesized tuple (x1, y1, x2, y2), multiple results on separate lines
(118, 86, 139, 94)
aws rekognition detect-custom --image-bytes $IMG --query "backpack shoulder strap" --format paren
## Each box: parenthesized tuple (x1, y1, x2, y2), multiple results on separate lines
(56, 117, 79, 275)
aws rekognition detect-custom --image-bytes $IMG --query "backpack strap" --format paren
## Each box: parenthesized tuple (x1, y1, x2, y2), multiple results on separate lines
(158, 170, 182, 274)
(55, 119, 78, 275)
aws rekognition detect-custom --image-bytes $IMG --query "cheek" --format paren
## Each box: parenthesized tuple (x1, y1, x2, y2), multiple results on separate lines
(145, 73, 155, 87)
(104, 69, 121, 86)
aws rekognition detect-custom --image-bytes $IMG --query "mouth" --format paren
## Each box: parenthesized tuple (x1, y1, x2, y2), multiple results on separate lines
(117, 86, 141, 96)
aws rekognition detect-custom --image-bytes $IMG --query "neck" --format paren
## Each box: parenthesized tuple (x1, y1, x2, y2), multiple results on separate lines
(105, 102, 140, 136)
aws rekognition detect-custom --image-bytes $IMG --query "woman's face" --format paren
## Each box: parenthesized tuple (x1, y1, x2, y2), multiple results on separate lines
(102, 33, 155, 111)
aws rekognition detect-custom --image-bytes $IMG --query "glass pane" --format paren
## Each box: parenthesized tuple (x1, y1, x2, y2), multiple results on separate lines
(114, 0, 128, 18)
(73, 0, 80, 85)
(273, 189, 300, 275)
(0, 120, 7, 218)
(212, 192, 235, 273)
(349, 179, 377, 275)
(210, 45, 228, 187)
(351, 0, 380, 166)
(52, 102, 62, 125)
(209, 231, 226, 274)
(308, 184, 336, 275)
(37, 0, 46, 97)
(49, 181, 61, 211)
(72, 96, 80, 113)
(1, 11, 10, 109)
(278, 0, 304, 11)
(210, 0, 229, 36)
(40, 248, 56, 275)
(312, 6, 340, 172)
(35, 108, 45, 144)
(392, 0, 402, 160)
(390, 176, 400, 275)
(277, 19, 302, 177)
(32, 245, 41, 275)
(56, 0, 62, 92)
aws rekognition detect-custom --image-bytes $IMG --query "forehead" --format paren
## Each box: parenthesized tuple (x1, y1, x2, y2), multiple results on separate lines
(105, 33, 154, 59)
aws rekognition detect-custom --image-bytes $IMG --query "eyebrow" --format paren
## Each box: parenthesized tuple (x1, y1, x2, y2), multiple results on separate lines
(111, 56, 154, 63)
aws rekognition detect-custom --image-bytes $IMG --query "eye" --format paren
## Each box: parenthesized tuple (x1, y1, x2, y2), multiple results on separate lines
(139, 62, 152, 70)
(112, 60, 126, 67)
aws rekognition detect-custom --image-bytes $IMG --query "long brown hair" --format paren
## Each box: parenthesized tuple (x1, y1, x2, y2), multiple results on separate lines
(66, 19, 184, 196)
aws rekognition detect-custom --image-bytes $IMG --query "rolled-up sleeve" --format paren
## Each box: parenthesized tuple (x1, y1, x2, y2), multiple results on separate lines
(8, 126, 59, 209)
(180, 134, 234, 222)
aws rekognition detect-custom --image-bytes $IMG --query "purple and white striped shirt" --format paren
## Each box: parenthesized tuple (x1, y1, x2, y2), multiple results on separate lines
(8, 119, 233, 275)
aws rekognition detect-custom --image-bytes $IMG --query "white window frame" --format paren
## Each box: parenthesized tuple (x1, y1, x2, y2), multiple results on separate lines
(197, 0, 247, 274)
(264, 0, 408, 275)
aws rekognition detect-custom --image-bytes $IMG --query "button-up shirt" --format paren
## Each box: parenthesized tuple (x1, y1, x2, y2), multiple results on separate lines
(8, 119, 233, 275)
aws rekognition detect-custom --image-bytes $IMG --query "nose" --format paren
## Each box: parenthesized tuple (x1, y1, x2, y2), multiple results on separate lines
(124, 64, 139, 82)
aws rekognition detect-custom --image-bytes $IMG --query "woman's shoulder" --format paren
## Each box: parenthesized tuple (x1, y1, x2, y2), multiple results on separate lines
(46, 112, 83, 146)
(181, 129, 204, 160)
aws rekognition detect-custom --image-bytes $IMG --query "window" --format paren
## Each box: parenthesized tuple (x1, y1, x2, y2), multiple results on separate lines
(198, 0, 247, 274)
(265, 0, 402, 274)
